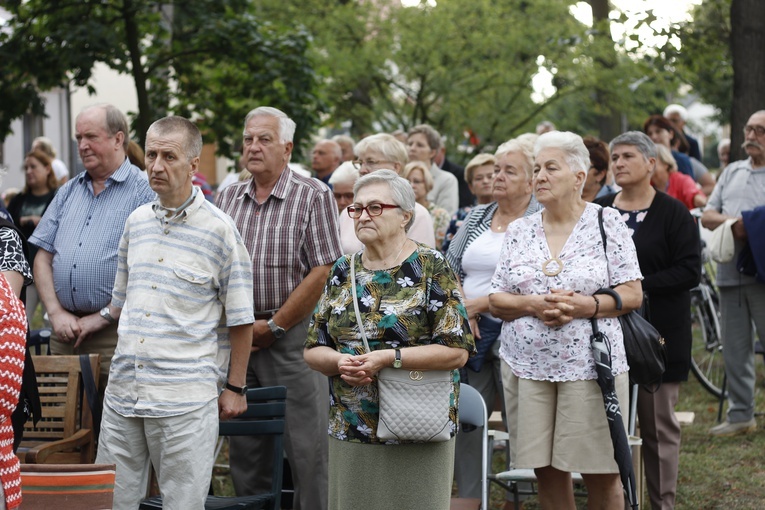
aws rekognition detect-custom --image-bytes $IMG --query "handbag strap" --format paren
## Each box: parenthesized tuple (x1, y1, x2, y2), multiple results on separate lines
(350, 253, 372, 354)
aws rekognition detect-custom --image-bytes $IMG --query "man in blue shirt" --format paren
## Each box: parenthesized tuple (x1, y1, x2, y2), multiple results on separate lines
(30, 103, 155, 391)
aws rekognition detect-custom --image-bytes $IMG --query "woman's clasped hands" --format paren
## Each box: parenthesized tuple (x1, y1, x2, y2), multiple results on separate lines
(337, 351, 391, 386)
(538, 288, 594, 328)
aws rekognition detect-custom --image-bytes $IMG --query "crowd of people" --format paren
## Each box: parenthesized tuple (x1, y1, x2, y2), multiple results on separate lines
(0, 100, 763, 510)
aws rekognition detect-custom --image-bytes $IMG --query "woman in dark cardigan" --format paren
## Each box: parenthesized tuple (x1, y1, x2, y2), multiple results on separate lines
(596, 131, 700, 510)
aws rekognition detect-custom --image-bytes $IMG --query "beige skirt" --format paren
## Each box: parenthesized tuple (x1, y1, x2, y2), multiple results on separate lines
(328, 436, 456, 510)
(502, 360, 630, 474)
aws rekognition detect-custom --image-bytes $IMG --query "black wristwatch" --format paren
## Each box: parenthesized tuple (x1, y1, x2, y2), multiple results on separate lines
(225, 382, 248, 395)
(393, 348, 403, 369)
(267, 318, 286, 339)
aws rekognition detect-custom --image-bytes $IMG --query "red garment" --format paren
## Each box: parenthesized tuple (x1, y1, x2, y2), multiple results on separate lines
(0, 275, 26, 509)
(665, 172, 705, 210)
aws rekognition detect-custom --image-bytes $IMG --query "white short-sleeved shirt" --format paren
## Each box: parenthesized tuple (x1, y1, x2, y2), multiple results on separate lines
(490, 203, 642, 382)
(462, 229, 504, 319)
(106, 189, 255, 418)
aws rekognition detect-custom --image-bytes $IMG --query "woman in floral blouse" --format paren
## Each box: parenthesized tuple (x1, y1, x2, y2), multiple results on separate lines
(305, 170, 474, 510)
(489, 131, 643, 509)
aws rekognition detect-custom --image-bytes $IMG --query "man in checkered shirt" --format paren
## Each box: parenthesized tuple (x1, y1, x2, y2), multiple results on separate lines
(217, 106, 342, 510)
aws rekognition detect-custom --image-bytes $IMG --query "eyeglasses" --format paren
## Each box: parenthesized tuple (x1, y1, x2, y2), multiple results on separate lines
(333, 192, 354, 202)
(347, 203, 400, 218)
(352, 159, 392, 170)
(744, 125, 765, 137)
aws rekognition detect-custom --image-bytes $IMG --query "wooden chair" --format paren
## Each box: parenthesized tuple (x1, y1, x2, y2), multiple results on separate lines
(18, 354, 100, 464)
(20, 463, 116, 510)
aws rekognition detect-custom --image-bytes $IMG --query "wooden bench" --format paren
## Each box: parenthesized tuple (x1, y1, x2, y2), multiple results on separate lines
(19, 354, 100, 464)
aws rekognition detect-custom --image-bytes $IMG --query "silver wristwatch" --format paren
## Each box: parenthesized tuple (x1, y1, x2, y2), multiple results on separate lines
(100, 306, 116, 324)
(267, 318, 286, 339)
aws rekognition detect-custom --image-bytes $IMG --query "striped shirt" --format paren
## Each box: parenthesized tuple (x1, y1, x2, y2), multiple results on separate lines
(104, 190, 255, 418)
(29, 159, 155, 313)
(445, 197, 542, 280)
(216, 167, 342, 311)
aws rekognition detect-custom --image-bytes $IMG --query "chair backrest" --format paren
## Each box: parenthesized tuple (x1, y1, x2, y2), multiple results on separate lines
(19, 354, 100, 463)
(21, 463, 116, 510)
(221, 386, 287, 509)
(458, 384, 489, 510)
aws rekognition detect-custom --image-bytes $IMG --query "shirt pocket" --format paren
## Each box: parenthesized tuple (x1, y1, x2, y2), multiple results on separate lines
(164, 262, 214, 314)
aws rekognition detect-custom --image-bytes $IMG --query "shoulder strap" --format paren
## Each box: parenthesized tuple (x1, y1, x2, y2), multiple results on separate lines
(349, 253, 371, 354)
(79, 354, 102, 440)
(597, 207, 607, 252)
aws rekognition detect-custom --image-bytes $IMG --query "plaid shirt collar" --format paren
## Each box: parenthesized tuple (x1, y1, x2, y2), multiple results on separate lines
(241, 166, 292, 202)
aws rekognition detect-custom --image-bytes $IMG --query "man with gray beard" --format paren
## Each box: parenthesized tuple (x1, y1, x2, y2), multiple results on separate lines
(702, 110, 765, 436)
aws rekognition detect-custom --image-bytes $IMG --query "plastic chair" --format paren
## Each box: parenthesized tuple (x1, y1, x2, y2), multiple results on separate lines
(450, 383, 489, 510)
(140, 386, 287, 510)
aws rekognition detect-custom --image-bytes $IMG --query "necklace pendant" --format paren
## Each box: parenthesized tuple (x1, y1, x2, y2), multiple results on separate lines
(542, 257, 563, 277)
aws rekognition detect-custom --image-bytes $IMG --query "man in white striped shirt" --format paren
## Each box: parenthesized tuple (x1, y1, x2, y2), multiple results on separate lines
(84, 116, 255, 509)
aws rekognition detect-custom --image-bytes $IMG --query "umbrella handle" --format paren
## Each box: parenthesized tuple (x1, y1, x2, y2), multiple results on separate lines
(594, 287, 623, 311)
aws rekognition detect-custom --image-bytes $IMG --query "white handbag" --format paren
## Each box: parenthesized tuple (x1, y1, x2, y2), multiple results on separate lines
(708, 218, 737, 263)
(349, 253, 453, 442)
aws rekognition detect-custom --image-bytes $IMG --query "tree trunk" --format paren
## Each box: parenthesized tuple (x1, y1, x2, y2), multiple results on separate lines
(589, 0, 621, 142)
(730, 0, 765, 161)
(122, 0, 152, 147)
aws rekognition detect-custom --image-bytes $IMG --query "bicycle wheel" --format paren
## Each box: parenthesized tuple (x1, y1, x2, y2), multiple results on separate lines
(690, 287, 726, 399)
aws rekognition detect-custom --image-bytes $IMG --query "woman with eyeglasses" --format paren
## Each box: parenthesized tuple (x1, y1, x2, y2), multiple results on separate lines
(402, 161, 451, 251)
(441, 153, 496, 253)
(305, 170, 474, 510)
(337, 134, 436, 253)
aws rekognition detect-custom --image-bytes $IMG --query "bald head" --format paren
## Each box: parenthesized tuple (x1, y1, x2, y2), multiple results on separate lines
(311, 140, 342, 179)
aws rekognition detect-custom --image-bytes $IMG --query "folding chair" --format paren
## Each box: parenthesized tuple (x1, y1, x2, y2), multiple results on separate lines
(450, 383, 489, 510)
(140, 386, 287, 510)
(490, 384, 640, 507)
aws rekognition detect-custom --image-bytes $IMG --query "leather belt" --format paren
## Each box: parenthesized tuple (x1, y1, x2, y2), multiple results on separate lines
(253, 310, 278, 320)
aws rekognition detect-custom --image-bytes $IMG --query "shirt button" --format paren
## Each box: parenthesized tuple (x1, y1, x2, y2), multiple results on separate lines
(72, 288, 77, 292)
(140, 338, 145, 344)
(151, 285, 157, 290)
(145, 312, 151, 317)
(158, 258, 164, 262)
(138, 364, 143, 369)
(73, 264, 77, 269)
(164, 229, 170, 235)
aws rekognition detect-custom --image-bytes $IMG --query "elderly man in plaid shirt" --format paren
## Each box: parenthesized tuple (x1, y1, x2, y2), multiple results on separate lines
(217, 106, 342, 510)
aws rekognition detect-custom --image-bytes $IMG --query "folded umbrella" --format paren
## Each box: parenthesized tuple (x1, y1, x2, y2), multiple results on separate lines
(590, 288, 639, 510)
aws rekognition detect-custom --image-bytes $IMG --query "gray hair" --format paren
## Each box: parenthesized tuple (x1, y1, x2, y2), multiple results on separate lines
(663, 104, 688, 121)
(328, 161, 359, 186)
(655, 144, 677, 171)
(147, 116, 204, 160)
(408, 124, 443, 152)
(496, 137, 536, 179)
(353, 169, 416, 231)
(78, 104, 130, 151)
(610, 131, 657, 161)
(534, 131, 591, 176)
(243, 106, 296, 143)
(354, 134, 408, 168)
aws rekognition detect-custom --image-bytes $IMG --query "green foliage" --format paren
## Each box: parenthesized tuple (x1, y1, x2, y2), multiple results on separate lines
(0, 0, 322, 156)
(657, 0, 733, 122)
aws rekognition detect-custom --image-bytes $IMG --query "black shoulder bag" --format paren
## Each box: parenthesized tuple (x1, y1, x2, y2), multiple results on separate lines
(595, 208, 667, 387)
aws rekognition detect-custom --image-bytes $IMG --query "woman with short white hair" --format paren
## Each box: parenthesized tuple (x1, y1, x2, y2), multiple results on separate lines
(328, 161, 359, 214)
(490, 131, 643, 509)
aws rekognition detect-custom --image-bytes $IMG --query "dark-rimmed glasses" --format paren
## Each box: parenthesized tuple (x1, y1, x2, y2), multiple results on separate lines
(347, 203, 400, 218)
(744, 125, 765, 137)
